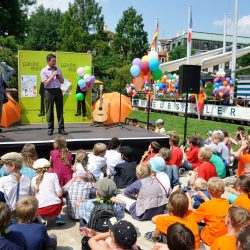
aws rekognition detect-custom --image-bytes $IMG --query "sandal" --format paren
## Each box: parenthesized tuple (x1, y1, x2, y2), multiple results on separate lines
(144, 231, 160, 243)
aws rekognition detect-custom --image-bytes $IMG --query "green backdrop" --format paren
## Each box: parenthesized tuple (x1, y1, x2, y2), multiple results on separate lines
(18, 50, 92, 124)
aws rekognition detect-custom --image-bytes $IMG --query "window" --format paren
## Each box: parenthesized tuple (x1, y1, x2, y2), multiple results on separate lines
(213, 65, 219, 72)
(215, 44, 220, 49)
(161, 57, 165, 63)
(203, 42, 209, 49)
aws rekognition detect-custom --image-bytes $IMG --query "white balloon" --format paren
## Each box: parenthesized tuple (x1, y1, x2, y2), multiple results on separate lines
(77, 67, 84, 76)
(84, 74, 91, 82)
(148, 51, 158, 60)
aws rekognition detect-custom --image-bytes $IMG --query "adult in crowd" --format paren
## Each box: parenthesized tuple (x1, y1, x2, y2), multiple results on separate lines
(40, 54, 67, 136)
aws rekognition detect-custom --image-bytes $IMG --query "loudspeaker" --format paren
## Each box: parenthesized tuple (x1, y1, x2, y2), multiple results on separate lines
(178, 65, 201, 94)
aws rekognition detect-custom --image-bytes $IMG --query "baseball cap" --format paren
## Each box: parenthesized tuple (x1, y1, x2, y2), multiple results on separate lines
(94, 178, 117, 200)
(155, 119, 164, 125)
(150, 156, 166, 173)
(0, 152, 23, 166)
(33, 158, 50, 170)
(108, 219, 137, 249)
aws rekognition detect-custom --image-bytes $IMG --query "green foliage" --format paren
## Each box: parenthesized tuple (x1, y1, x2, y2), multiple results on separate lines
(0, 0, 36, 41)
(168, 45, 195, 61)
(237, 51, 250, 75)
(24, 5, 62, 51)
(57, 0, 105, 52)
(113, 6, 148, 60)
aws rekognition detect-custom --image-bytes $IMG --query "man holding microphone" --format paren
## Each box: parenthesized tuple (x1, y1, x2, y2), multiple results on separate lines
(40, 54, 67, 136)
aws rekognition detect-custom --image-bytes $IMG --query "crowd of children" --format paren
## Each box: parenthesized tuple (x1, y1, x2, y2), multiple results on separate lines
(0, 126, 250, 250)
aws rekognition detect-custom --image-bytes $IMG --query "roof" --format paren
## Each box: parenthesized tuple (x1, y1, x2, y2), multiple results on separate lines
(158, 39, 171, 44)
(175, 31, 250, 44)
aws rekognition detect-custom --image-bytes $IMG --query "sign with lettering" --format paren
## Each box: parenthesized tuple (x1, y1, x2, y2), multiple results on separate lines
(132, 99, 250, 121)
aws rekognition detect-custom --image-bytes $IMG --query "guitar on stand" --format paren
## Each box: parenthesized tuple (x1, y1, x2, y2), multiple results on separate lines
(92, 84, 108, 123)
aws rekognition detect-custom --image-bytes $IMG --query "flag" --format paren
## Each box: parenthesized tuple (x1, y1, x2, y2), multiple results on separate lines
(187, 7, 193, 42)
(151, 20, 159, 50)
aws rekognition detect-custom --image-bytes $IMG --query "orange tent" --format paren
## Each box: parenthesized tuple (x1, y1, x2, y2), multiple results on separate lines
(93, 92, 132, 125)
(0, 94, 20, 128)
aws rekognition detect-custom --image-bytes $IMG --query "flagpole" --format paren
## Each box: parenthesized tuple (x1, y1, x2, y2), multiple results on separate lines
(186, 5, 192, 64)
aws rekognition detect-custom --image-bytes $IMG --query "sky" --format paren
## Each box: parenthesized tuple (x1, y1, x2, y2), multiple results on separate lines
(31, 0, 250, 40)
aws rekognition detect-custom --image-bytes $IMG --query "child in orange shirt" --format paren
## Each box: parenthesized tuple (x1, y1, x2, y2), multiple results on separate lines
(233, 175, 250, 212)
(211, 205, 250, 250)
(145, 190, 200, 249)
(194, 177, 230, 246)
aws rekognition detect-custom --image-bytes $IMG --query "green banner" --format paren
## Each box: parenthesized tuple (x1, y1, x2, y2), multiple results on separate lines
(18, 50, 92, 124)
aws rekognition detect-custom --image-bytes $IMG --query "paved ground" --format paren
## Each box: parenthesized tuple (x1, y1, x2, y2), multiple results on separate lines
(47, 175, 190, 250)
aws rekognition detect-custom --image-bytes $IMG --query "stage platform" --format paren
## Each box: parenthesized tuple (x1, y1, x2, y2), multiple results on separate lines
(0, 124, 169, 160)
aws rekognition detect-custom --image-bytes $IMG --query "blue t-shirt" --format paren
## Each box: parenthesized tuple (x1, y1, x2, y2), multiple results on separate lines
(8, 223, 50, 250)
(0, 231, 26, 250)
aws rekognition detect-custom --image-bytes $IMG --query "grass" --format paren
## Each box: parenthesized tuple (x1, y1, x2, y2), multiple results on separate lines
(130, 109, 248, 143)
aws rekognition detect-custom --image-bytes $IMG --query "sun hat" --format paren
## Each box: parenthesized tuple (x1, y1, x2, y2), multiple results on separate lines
(94, 178, 117, 199)
(155, 119, 164, 125)
(0, 152, 23, 166)
(150, 156, 166, 173)
(33, 158, 50, 170)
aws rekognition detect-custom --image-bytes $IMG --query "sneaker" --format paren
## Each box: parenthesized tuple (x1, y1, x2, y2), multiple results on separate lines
(55, 216, 66, 225)
(179, 168, 185, 175)
(40, 217, 47, 226)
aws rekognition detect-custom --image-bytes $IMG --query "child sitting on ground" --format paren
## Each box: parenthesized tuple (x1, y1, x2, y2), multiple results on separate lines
(194, 177, 230, 246)
(155, 119, 166, 135)
(87, 143, 107, 181)
(8, 196, 57, 250)
(146, 190, 200, 249)
(211, 205, 250, 250)
(49, 136, 72, 187)
(233, 175, 250, 212)
(0, 202, 26, 249)
(192, 178, 210, 209)
(168, 134, 183, 168)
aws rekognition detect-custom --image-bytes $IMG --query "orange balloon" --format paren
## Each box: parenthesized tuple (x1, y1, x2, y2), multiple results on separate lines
(223, 81, 228, 86)
(219, 92, 224, 97)
(133, 77, 144, 91)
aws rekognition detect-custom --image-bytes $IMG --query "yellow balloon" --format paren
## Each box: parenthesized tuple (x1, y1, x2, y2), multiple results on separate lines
(141, 55, 149, 62)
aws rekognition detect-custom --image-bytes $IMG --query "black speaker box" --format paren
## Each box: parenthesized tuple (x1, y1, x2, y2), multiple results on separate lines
(178, 65, 201, 94)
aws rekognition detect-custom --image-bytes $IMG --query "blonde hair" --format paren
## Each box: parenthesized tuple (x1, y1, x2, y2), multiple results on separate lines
(75, 149, 88, 170)
(159, 148, 171, 162)
(21, 144, 38, 168)
(35, 167, 49, 193)
(212, 133, 224, 142)
(0, 202, 11, 232)
(199, 147, 212, 162)
(53, 136, 70, 165)
(168, 191, 189, 218)
(228, 205, 250, 232)
(16, 197, 38, 223)
(93, 143, 107, 156)
(207, 177, 225, 197)
(194, 178, 207, 191)
(136, 163, 151, 179)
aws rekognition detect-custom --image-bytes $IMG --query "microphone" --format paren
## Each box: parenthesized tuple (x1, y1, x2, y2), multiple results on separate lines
(54, 66, 57, 71)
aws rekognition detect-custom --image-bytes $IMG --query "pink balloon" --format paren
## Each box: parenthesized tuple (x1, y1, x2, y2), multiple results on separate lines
(77, 67, 84, 76)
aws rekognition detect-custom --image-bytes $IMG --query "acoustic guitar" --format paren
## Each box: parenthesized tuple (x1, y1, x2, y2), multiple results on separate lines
(93, 84, 108, 123)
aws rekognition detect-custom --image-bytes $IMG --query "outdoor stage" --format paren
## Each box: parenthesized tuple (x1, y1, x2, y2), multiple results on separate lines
(0, 123, 169, 161)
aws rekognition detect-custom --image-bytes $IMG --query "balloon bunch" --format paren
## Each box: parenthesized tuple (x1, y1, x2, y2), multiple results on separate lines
(75, 66, 95, 101)
(130, 51, 163, 91)
(126, 83, 137, 97)
(212, 69, 234, 99)
(156, 72, 179, 96)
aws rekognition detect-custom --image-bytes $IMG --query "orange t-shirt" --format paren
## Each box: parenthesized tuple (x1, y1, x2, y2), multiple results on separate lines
(155, 211, 200, 249)
(237, 154, 250, 177)
(233, 193, 250, 212)
(198, 92, 206, 104)
(211, 235, 236, 250)
(194, 198, 230, 246)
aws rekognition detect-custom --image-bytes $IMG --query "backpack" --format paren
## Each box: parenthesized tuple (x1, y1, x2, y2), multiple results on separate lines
(87, 201, 117, 233)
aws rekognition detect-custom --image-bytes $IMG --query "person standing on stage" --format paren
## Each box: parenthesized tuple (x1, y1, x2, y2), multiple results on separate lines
(40, 54, 67, 136)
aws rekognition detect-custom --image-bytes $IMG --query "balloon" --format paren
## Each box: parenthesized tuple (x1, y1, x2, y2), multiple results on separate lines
(130, 65, 141, 77)
(221, 86, 226, 92)
(173, 73, 177, 79)
(226, 77, 230, 83)
(77, 76, 83, 81)
(223, 81, 228, 86)
(78, 79, 86, 89)
(84, 66, 92, 75)
(133, 77, 144, 90)
(77, 67, 84, 76)
(164, 71, 169, 75)
(148, 51, 158, 60)
(141, 61, 149, 74)
(89, 75, 96, 84)
(170, 93, 174, 97)
(149, 59, 160, 72)
(226, 86, 231, 92)
(153, 69, 162, 81)
(132, 58, 142, 67)
(141, 55, 149, 62)
(84, 74, 91, 82)
(76, 93, 84, 101)
(221, 72, 225, 77)
(219, 92, 224, 97)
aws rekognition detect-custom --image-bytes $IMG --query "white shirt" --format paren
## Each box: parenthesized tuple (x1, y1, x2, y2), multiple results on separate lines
(155, 127, 166, 135)
(105, 149, 124, 176)
(0, 174, 31, 210)
(31, 173, 61, 208)
(87, 154, 107, 181)
(155, 172, 171, 195)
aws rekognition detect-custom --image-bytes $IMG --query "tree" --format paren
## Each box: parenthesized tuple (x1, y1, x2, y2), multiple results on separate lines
(24, 5, 62, 51)
(57, 0, 105, 52)
(113, 7, 148, 60)
(236, 48, 250, 75)
(0, 0, 36, 41)
(168, 45, 195, 61)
